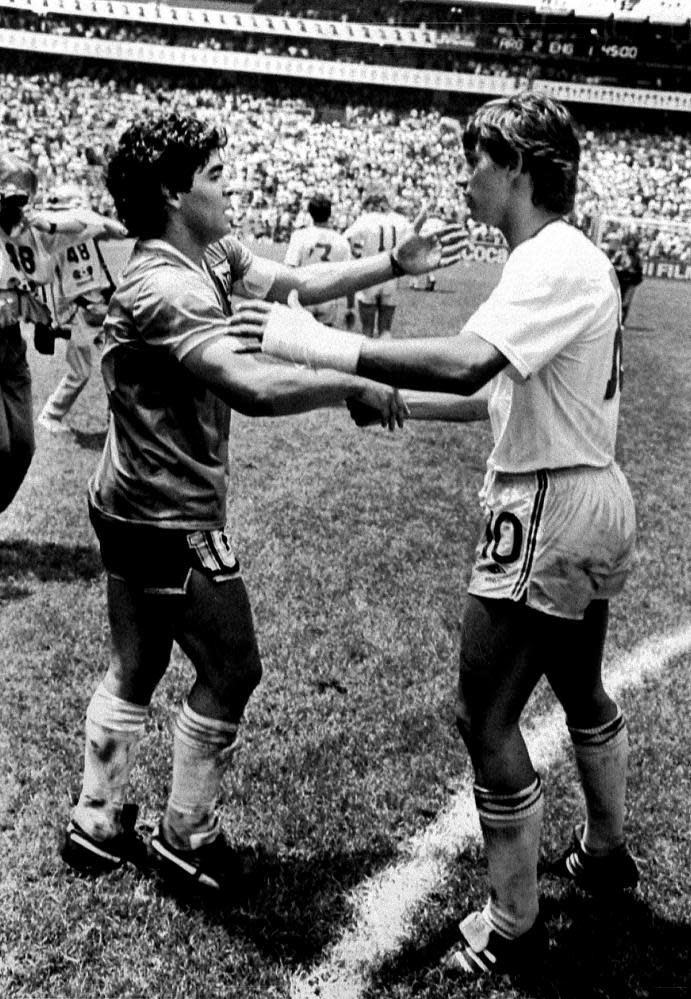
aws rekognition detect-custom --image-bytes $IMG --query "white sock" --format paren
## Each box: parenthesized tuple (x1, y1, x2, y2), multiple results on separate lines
(163, 700, 238, 851)
(72, 683, 148, 841)
(569, 709, 628, 854)
(475, 774, 544, 939)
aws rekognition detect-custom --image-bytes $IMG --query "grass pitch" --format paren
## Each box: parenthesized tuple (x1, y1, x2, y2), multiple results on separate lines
(0, 261, 689, 999)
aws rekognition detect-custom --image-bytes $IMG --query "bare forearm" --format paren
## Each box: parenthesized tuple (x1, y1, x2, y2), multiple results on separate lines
(400, 388, 489, 422)
(275, 253, 394, 305)
(357, 337, 500, 396)
(213, 360, 361, 417)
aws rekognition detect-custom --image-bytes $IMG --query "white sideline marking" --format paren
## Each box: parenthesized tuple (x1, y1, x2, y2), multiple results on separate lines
(289, 623, 691, 999)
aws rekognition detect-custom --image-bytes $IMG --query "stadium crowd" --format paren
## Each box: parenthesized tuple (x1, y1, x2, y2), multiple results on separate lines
(4, 7, 689, 90)
(0, 59, 689, 259)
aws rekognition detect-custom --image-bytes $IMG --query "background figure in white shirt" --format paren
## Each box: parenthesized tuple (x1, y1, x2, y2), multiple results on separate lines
(38, 184, 118, 434)
(284, 193, 352, 327)
(0, 154, 126, 510)
(344, 189, 411, 338)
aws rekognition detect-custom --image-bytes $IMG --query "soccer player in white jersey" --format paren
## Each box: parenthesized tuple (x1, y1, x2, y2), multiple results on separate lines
(284, 193, 352, 327)
(344, 189, 411, 338)
(0, 154, 126, 511)
(60, 114, 463, 894)
(38, 183, 121, 434)
(231, 93, 638, 978)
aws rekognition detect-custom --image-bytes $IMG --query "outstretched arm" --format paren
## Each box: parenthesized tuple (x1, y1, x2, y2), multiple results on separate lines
(228, 294, 507, 396)
(25, 208, 128, 239)
(181, 335, 407, 430)
(399, 387, 490, 421)
(348, 386, 488, 428)
(267, 211, 466, 306)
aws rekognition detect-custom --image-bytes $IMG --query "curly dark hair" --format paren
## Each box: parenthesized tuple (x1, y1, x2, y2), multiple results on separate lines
(106, 114, 227, 238)
(462, 94, 580, 215)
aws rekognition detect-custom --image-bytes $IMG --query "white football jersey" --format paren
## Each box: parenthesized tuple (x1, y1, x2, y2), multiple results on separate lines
(50, 237, 114, 324)
(344, 211, 411, 305)
(284, 224, 352, 268)
(284, 224, 352, 325)
(466, 219, 622, 472)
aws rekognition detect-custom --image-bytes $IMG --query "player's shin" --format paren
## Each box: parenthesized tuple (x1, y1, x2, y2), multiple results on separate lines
(569, 709, 628, 853)
(72, 683, 148, 840)
(163, 699, 239, 850)
(475, 774, 544, 938)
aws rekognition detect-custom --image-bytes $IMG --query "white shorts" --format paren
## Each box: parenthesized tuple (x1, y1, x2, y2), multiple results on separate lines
(356, 278, 399, 307)
(307, 301, 338, 327)
(468, 464, 636, 620)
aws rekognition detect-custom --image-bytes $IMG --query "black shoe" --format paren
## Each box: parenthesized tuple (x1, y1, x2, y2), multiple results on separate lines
(151, 824, 259, 895)
(549, 824, 639, 893)
(443, 910, 547, 979)
(61, 803, 149, 874)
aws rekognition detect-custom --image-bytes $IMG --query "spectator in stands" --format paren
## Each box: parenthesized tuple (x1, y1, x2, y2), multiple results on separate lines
(0, 53, 689, 263)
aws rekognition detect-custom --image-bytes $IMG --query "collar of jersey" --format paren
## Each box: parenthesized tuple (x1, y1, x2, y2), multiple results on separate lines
(138, 238, 210, 275)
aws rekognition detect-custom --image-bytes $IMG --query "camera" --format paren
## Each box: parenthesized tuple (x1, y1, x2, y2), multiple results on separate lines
(33, 321, 71, 356)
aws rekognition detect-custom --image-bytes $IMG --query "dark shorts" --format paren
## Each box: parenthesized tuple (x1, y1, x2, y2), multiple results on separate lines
(0, 324, 33, 455)
(89, 503, 241, 595)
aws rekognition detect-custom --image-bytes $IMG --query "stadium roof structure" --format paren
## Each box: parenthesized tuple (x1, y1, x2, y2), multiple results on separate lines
(1, 0, 688, 26)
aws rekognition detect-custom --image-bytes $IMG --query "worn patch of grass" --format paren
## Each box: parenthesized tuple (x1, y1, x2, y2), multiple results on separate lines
(0, 263, 689, 999)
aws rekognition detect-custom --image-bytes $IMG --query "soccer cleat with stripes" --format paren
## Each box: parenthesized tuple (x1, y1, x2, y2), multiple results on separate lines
(61, 803, 149, 874)
(549, 824, 639, 893)
(443, 910, 547, 980)
(151, 823, 259, 896)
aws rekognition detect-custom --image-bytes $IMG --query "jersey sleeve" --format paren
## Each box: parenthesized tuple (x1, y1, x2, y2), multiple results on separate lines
(38, 210, 116, 252)
(464, 254, 607, 381)
(205, 233, 279, 300)
(132, 267, 245, 361)
(232, 254, 280, 299)
(283, 231, 302, 267)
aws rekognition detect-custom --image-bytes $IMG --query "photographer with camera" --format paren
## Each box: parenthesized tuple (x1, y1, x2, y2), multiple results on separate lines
(38, 184, 120, 435)
(0, 153, 127, 510)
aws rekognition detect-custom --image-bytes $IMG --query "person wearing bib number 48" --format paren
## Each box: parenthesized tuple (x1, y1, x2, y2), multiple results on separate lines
(230, 94, 638, 980)
(0, 154, 127, 511)
(38, 184, 122, 435)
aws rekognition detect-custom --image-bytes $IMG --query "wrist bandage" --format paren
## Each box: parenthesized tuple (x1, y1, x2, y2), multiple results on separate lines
(262, 302, 365, 373)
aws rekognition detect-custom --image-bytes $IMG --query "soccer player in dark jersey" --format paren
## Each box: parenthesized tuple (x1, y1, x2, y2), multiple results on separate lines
(61, 114, 463, 892)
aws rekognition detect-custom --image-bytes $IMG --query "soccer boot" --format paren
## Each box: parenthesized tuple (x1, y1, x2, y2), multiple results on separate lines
(549, 824, 639, 893)
(61, 803, 149, 874)
(443, 910, 547, 980)
(151, 823, 259, 896)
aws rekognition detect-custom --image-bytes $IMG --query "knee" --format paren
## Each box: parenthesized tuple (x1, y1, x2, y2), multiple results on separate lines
(216, 641, 263, 704)
(0, 442, 35, 511)
(238, 644, 263, 696)
(454, 696, 493, 755)
(565, 691, 618, 731)
(454, 697, 473, 747)
(455, 693, 514, 761)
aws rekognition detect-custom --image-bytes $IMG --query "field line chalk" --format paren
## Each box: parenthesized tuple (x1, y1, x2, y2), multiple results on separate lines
(289, 622, 691, 999)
